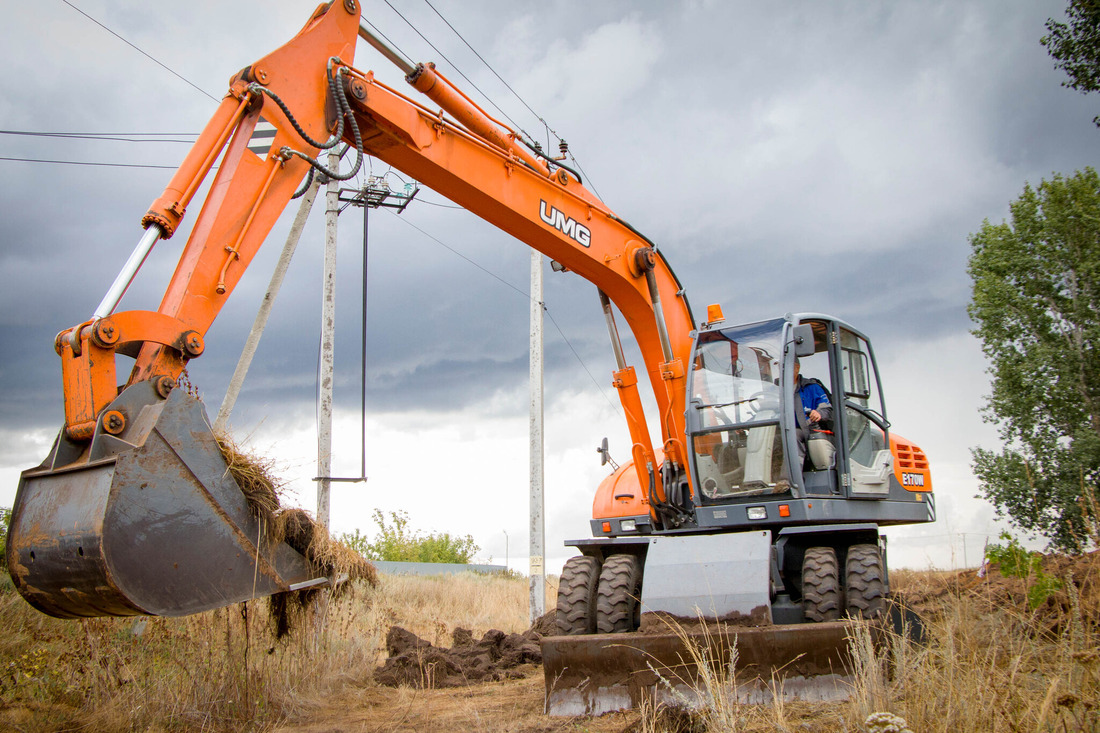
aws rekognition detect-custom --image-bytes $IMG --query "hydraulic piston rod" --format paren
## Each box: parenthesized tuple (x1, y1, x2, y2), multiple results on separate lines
(94, 225, 163, 319)
(644, 268, 675, 364)
(598, 289, 627, 371)
(357, 20, 414, 75)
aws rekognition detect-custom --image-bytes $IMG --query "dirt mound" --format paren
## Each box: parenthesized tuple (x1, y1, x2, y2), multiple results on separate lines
(894, 550, 1100, 636)
(375, 612, 555, 688)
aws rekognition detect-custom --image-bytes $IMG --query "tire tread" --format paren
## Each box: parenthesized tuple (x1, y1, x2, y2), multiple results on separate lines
(802, 546, 841, 622)
(556, 556, 601, 635)
(845, 544, 885, 619)
(595, 554, 642, 633)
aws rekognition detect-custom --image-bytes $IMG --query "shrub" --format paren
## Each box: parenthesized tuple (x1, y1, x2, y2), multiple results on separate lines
(985, 531, 1064, 609)
(0, 507, 9, 566)
(341, 510, 479, 564)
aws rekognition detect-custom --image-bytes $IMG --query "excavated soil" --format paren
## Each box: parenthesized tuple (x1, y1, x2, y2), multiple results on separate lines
(638, 604, 772, 633)
(894, 549, 1100, 636)
(373, 612, 557, 688)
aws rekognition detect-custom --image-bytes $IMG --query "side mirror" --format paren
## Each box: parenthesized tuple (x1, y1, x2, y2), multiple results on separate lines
(596, 437, 619, 470)
(792, 324, 816, 357)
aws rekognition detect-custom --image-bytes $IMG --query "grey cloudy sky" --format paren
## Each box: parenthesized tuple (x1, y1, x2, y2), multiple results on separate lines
(1, 0, 1097, 573)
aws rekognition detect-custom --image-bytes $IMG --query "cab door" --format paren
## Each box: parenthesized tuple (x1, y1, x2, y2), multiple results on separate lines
(834, 327, 893, 498)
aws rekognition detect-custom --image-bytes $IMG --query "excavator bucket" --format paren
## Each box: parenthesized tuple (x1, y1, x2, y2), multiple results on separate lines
(6, 383, 322, 618)
(542, 621, 866, 716)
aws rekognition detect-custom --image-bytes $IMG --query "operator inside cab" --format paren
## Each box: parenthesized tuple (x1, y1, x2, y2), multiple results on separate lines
(793, 356, 835, 472)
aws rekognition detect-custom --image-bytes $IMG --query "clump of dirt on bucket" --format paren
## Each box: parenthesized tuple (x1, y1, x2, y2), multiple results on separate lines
(374, 612, 555, 688)
(268, 510, 377, 638)
(277, 507, 377, 584)
(215, 433, 377, 638)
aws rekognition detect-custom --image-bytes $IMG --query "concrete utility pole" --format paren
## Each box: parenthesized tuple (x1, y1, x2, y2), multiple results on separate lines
(317, 154, 340, 529)
(529, 252, 546, 622)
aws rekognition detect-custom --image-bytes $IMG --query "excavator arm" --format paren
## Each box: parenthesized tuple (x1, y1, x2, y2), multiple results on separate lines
(62, 2, 698, 519)
(10, 0, 696, 619)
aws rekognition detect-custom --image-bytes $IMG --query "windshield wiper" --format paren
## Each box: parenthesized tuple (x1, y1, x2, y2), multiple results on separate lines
(695, 396, 761, 410)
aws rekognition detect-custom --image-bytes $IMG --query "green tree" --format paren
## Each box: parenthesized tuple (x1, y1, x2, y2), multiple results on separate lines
(340, 510, 479, 563)
(968, 168, 1100, 551)
(0, 507, 9, 566)
(1043, 0, 1100, 126)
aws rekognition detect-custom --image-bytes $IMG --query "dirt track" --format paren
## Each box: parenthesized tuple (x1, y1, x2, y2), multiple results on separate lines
(272, 672, 637, 733)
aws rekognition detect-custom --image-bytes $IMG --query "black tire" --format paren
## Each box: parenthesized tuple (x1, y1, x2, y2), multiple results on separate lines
(556, 555, 601, 635)
(802, 546, 841, 622)
(846, 544, 885, 619)
(595, 554, 643, 633)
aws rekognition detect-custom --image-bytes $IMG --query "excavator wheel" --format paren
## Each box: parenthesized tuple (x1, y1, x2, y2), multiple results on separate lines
(595, 553, 642, 633)
(802, 546, 841, 622)
(556, 555, 601, 634)
(845, 544, 885, 619)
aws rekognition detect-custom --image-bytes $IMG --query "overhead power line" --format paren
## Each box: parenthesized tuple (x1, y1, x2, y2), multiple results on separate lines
(385, 209, 621, 415)
(380, 0, 535, 143)
(0, 130, 197, 144)
(0, 156, 179, 170)
(416, 0, 603, 199)
(61, 0, 218, 103)
(421, 0, 543, 134)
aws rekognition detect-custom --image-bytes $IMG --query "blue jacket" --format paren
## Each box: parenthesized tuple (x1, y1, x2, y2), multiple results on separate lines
(796, 376, 833, 425)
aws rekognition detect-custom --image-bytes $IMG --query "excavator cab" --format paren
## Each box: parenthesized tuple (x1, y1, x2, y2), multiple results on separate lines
(583, 313, 932, 540)
(686, 314, 930, 508)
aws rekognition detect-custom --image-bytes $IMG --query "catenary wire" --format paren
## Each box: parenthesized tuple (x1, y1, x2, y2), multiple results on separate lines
(421, 0, 543, 124)
(543, 307, 620, 416)
(61, 0, 218, 103)
(386, 209, 530, 299)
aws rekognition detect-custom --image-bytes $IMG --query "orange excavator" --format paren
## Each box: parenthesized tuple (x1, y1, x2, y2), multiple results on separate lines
(7, 1, 934, 713)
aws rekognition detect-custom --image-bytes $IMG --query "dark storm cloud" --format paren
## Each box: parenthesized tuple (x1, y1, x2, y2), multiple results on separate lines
(2, 0, 1098, 481)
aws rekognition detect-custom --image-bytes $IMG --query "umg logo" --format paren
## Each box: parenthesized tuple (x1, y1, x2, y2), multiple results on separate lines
(539, 200, 591, 247)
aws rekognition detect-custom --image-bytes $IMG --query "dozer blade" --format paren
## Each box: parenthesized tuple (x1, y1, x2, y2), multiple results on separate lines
(7, 383, 320, 619)
(542, 621, 865, 716)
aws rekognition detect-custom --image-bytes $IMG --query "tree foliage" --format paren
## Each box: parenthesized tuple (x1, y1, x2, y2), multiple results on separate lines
(968, 168, 1100, 551)
(340, 509, 480, 564)
(984, 532, 1063, 609)
(0, 507, 9, 566)
(1043, 0, 1100, 125)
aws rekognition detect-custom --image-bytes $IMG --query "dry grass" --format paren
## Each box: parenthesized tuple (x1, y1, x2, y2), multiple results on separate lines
(0, 570, 541, 732)
(850, 563, 1100, 732)
(216, 432, 283, 527)
(627, 557, 1100, 732)
(2, 552, 1097, 732)
(214, 433, 377, 641)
